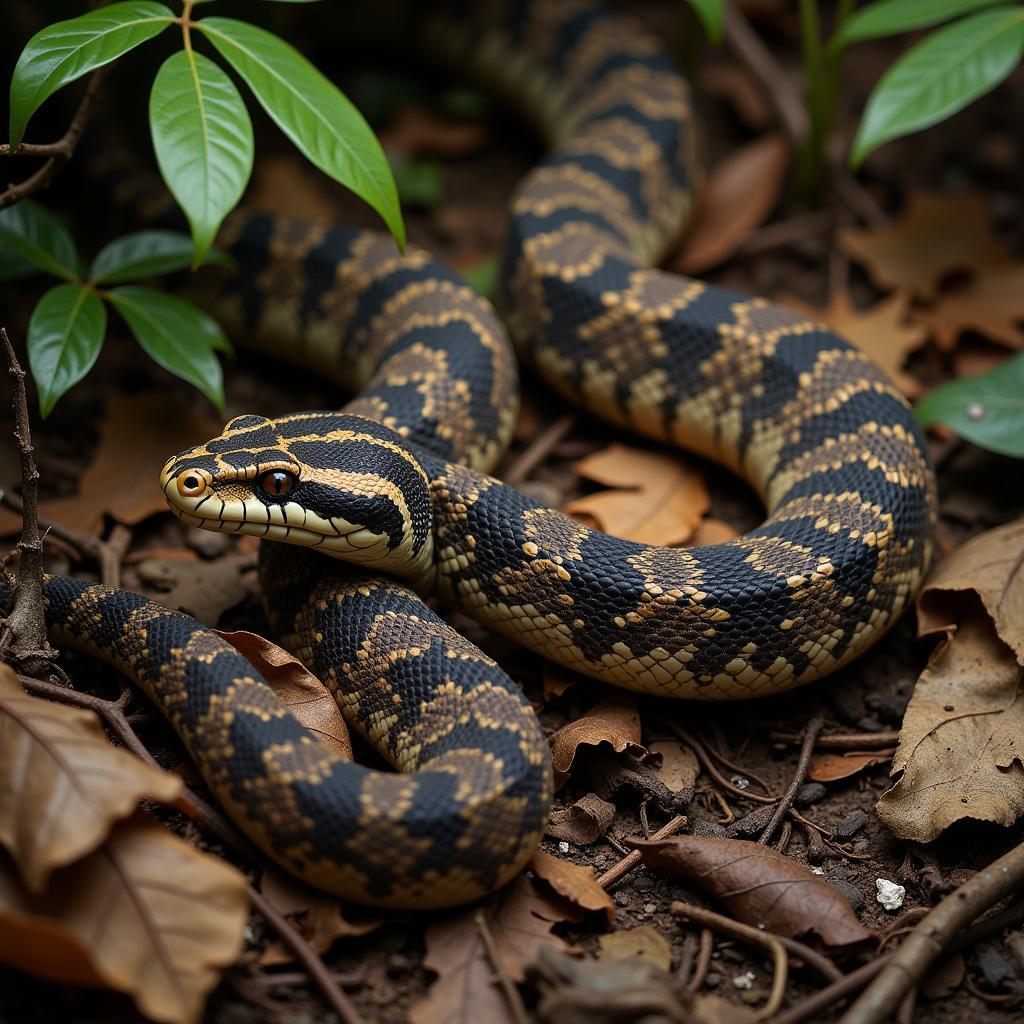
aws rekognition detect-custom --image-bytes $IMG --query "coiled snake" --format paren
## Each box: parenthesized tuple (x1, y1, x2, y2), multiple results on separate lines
(19, 1, 936, 908)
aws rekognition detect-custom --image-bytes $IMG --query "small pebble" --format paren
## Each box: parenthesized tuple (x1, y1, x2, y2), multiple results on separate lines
(644, 902, 656, 914)
(705, 972, 721, 988)
(810, 866, 824, 875)
(733, 971, 755, 990)
(186, 527, 230, 559)
(558, 841, 570, 854)
(833, 809, 869, 840)
(853, 838, 871, 854)
(633, 874, 655, 893)
(387, 953, 412, 977)
(741, 990, 768, 1006)
(972, 942, 1021, 992)
(731, 775, 750, 790)
(794, 782, 827, 808)
(876, 878, 905, 911)
(829, 877, 865, 911)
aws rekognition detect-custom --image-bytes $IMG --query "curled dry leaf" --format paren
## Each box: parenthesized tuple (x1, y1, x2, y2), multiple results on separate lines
(546, 792, 616, 845)
(137, 555, 254, 626)
(566, 442, 709, 546)
(916, 516, 1024, 664)
(0, 395, 220, 537)
(0, 813, 248, 1024)
(409, 876, 572, 1024)
(529, 850, 614, 921)
(839, 192, 1006, 299)
(217, 629, 353, 760)
(0, 666, 183, 892)
(808, 750, 893, 783)
(782, 292, 926, 397)
(671, 133, 790, 274)
(630, 836, 874, 947)
(597, 926, 672, 971)
(876, 606, 1024, 843)
(543, 664, 584, 701)
(549, 693, 645, 790)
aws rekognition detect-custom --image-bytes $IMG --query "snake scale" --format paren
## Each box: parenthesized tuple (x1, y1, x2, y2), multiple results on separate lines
(15, 0, 936, 907)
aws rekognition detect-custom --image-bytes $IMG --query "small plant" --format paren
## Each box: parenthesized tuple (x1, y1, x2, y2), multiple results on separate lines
(3, 0, 404, 414)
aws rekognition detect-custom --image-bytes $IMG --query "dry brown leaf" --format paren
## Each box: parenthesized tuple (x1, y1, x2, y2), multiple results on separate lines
(409, 876, 572, 1024)
(921, 953, 965, 1000)
(672, 133, 790, 274)
(782, 292, 926, 397)
(549, 693, 645, 790)
(217, 630, 353, 761)
(529, 850, 614, 921)
(648, 739, 700, 794)
(380, 104, 488, 159)
(808, 750, 893, 783)
(0, 813, 248, 1024)
(631, 836, 873, 947)
(0, 395, 221, 537)
(0, 667, 183, 892)
(911, 261, 1024, 351)
(917, 516, 1024, 664)
(839, 192, 1006, 299)
(542, 664, 584, 701)
(566, 443, 709, 546)
(597, 926, 672, 971)
(545, 793, 616, 845)
(137, 556, 253, 626)
(876, 606, 1024, 843)
(688, 517, 740, 547)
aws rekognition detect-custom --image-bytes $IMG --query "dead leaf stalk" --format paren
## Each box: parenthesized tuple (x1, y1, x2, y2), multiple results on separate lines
(502, 413, 576, 487)
(758, 714, 825, 845)
(839, 839, 1024, 1024)
(769, 730, 900, 750)
(671, 901, 788, 1019)
(596, 814, 687, 890)
(474, 908, 531, 1024)
(0, 68, 108, 209)
(662, 723, 775, 803)
(686, 927, 714, 994)
(0, 329, 57, 677)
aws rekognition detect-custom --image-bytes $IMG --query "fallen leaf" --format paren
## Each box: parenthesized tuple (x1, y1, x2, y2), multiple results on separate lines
(649, 739, 700, 794)
(566, 443, 709, 546)
(672, 133, 790, 274)
(0, 813, 248, 1024)
(921, 953, 965, 999)
(630, 836, 873, 947)
(688, 517, 740, 547)
(876, 606, 1024, 843)
(546, 793, 616, 845)
(137, 555, 254, 626)
(0, 666, 183, 892)
(782, 291, 927, 397)
(409, 876, 572, 1024)
(217, 630, 353, 761)
(549, 693, 645, 790)
(380, 104, 488, 159)
(0, 395, 220, 537)
(839, 192, 1007, 299)
(808, 750, 893, 783)
(597, 926, 672, 971)
(911, 259, 1024, 351)
(543, 664, 584, 701)
(529, 850, 614, 922)
(916, 516, 1024, 664)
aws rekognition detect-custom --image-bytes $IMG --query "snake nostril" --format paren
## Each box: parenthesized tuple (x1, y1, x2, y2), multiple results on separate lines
(177, 471, 206, 498)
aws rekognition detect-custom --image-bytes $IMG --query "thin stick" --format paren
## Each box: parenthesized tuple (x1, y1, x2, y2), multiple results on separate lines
(476, 909, 530, 1024)
(502, 412, 576, 486)
(759, 714, 825, 844)
(770, 730, 899, 750)
(596, 814, 687, 889)
(671, 902, 788, 1019)
(662, 722, 776, 804)
(687, 927, 714, 993)
(768, 957, 887, 1024)
(839, 839, 1024, 1024)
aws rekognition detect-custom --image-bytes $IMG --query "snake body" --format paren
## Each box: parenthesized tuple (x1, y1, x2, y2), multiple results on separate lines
(29, 0, 935, 906)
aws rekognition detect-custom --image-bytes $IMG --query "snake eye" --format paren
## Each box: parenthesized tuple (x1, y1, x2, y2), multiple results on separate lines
(176, 470, 207, 498)
(258, 469, 297, 498)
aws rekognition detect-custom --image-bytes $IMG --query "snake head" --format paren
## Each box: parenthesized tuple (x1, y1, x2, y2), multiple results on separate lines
(160, 413, 435, 585)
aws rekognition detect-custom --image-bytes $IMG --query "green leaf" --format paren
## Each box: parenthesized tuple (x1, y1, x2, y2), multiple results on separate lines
(196, 16, 405, 248)
(150, 50, 254, 266)
(9, 1, 175, 148)
(0, 247, 37, 282)
(851, 7, 1024, 165)
(90, 230, 231, 284)
(685, 0, 725, 44)
(106, 286, 228, 411)
(916, 353, 1024, 457)
(0, 200, 78, 280)
(27, 283, 107, 416)
(834, 0, 1006, 48)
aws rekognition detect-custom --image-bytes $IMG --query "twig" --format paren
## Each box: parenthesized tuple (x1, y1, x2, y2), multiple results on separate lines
(671, 902, 788, 1020)
(0, 68, 108, 209)
(759, 714, 825, 844)
(596, 814, 687, 889)
(768, 957, 887, 1024)
(502, 412, 576, 486)
(687, 927, 714, 993)
(832, 172, 887, 227)
(476, 909, 530, 1024)
(839, 839, 1024, 1024)
(661, 722, 775, 804)
(0, 328, 57, 677)
(770, 730, 899, 750)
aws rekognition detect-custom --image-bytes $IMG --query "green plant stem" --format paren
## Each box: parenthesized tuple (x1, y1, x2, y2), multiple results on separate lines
(797, 0, 826, 198)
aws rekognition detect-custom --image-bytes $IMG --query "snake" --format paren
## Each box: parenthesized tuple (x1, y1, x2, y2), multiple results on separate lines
(12, 0, 936, 908)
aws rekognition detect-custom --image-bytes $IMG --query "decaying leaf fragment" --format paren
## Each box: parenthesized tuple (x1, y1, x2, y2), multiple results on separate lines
(0, 666, 183, 892)
(630, 836, 873, 947)
(597, 925, 672, 971)
(549, 693, 646, 789)
(566, 442, 709, 546)
(0, 814, 248, 1024)
(529, 850, 614, 921)
(546, 793, 616, 845)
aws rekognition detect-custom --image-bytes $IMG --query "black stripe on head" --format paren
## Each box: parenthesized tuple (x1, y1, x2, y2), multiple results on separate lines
(207, 423, 280, 453)
(167, 453, 220, 478)
(299, 485, 408, 549)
